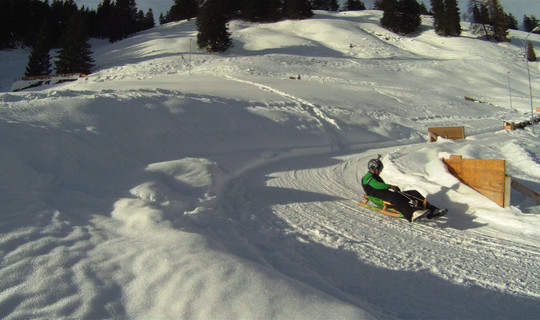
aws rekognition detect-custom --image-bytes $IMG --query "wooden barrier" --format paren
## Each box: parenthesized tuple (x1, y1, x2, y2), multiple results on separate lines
(503, 121, 515, 130)
(443, 155, 511, 207)
(428, 126, 465, 142)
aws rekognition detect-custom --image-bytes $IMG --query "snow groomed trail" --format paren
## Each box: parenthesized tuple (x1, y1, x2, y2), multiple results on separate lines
(218, 145, 540, 319)
(1, 9, 540, 320)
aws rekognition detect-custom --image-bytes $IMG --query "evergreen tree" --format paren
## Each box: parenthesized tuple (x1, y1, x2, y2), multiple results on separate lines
(285, 0, 313, 19)
(418, 2, 430, 15)
(432, 0, 460, 36)
(225, 0, 243, 17)
(163, 0, 198, 23)
(344, 0, 366, 11)
(49, 0, 79, 47)
(397, 0, 421, 34)
(55, 13, 95, 74)
(431, 0, 444, 33)
(96, 0, 114, 39)
(381, 0, 421, 35)
(523, 15, 539, 33)
(196, 0, 233, 52)
(144, 9, 156, 29)
(469, 0, 491, 40)
(159, 12, 166, 25)
(109, 0, 138, 42)
(380, 0, 398, 32)
(0, 0, 15, 48)
(445, 0, 461, 35)
(25, 21, 52, 77)
(527, 41, 537, 62)
(469, 0, 508, 41)
(489, 0, 509, 42)
(505, 13, 517, 30)
(81, 5, 100, 39)
(311, 0, 339, 11)
(243, 0, 282, 22)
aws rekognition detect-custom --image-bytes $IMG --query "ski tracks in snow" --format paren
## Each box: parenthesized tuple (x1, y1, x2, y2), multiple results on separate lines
(218, 147, 540, 319)
(224, 75, 347, 152)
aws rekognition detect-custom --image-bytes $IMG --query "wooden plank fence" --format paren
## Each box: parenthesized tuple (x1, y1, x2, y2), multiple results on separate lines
(443, 155, 511, 207)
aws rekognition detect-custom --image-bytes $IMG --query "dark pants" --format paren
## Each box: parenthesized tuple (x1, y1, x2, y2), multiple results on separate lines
(369, 189, 435, 221)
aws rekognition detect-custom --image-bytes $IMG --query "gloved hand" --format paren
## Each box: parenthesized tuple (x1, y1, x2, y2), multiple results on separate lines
(390, 185, 400, 192)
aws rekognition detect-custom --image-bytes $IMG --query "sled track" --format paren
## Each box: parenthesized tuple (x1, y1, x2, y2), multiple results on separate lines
(219, 147, 540, 319)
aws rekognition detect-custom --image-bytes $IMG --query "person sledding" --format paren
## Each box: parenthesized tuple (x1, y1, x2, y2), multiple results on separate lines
(361, 155, 447, 222)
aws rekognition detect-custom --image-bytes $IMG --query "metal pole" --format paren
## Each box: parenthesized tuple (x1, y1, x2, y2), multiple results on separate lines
(525, 27, 539, 133)
(189, 38, 192, 75)
(507, 71, 513, 109)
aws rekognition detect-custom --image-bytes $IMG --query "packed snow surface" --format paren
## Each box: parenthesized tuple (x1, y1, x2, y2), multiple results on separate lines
(1, 10, 539, 319)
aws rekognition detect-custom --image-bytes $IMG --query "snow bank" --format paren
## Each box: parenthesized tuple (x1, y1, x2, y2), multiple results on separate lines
(0, 10, 539, 320)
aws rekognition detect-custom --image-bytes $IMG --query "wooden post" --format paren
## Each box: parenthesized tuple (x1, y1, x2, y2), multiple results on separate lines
(443, 155, 510, 207)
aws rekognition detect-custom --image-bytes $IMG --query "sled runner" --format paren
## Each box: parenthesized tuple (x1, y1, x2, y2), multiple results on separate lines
(359, 194, 403, 218)
(359, 194, 448, 220)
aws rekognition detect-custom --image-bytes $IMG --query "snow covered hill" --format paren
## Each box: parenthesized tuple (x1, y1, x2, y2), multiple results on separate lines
(0, 10, 539, 319)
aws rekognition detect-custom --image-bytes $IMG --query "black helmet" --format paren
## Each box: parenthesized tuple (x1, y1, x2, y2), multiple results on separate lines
(368, 155, 383, 172)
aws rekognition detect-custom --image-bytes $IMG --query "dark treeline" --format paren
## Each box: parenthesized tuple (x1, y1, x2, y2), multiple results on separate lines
(0, 0, 155, 50)
(9, 0, 537, 75)
(161, 0, 317, 25)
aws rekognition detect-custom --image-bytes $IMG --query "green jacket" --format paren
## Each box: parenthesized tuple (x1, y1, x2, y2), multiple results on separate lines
(361, 171, 390, 190)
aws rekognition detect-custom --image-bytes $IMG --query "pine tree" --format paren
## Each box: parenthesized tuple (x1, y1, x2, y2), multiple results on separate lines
(109, 0, 138, 42)
(445, 0, 461, 36)
(96, 0, 114, 39)
(527, 41, 537, 62)
(505, 13, 517, 30)
(311, 0, 339, 11)
(144, 9, 155, 29)
(49, 0, 78, 47)
(344, 0, 366, 11)
(285, 0, 313, 19)
(243, 0, 282, 22)
(25, 21, 52, 77)
(55, 13, 95, 74)
(381, 0, 421, 35)
(523, 15, 539, 33)
(432, 0, 461, 36)
(469, 0, 491, 40)
(196, 0, 233, 52)
(419, 2, 430, 15)
(380, 0, 399, 32)
(397, 0, 421, 34)
(489, 0, 509, 42)
(469, 0, 508, 41)
(431, 0, 444, 34)
(163, 0, 198, 23)
(0, 0, 15, 48)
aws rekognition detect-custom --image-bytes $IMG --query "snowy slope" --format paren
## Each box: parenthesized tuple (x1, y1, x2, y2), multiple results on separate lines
(0, 10, 539, 319)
